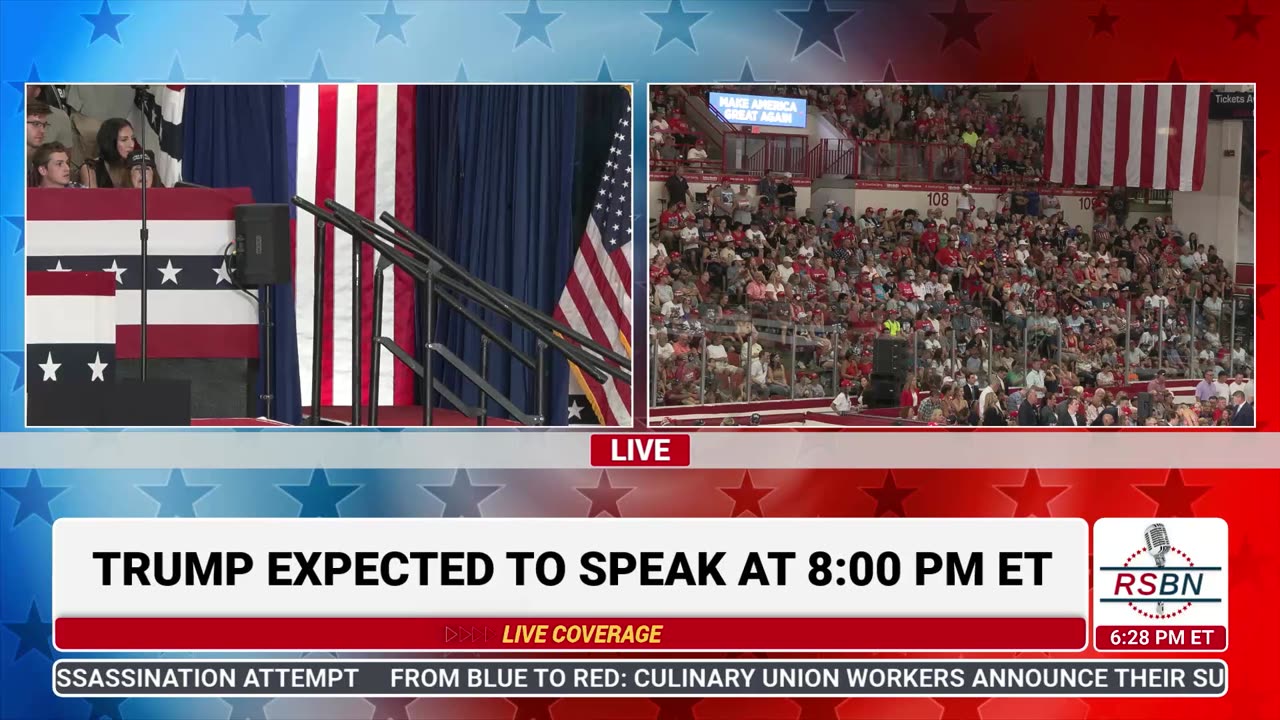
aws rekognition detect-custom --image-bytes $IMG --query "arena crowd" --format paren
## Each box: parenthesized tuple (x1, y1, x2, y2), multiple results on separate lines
(650, 84, 1255, 427)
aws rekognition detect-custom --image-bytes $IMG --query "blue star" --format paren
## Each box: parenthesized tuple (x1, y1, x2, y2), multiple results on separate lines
(594, 57, 614, 82)
(644, 0, 710, 52)
(168, 56, 186, 83)
(226, 0, 268, 42)
(81, 0, 129, 45)
(366, 0, 414, 44)
(86, 697, 125, 720)
(3, 470, 67, 527)
(2, 601, 53, 662)
(9, 63, 39, 115)
(289, 53, 352, 83)
(455, 62, 469, 82)
(1, 351, 23, 392)
(728, 58, 773, 83)
(421, 469, 500, 518)
(778, 0, 858, 59)
(505, 0, 563, 49)
(138, 469, 215, 518)
(279, 469, 358, 517)
(5, 216, 21, 254)
(222, 697, 273, 720)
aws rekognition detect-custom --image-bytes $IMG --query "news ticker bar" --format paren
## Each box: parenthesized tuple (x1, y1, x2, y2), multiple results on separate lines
(53, 659, 1228, 698)
(2, 433, 1277, 469)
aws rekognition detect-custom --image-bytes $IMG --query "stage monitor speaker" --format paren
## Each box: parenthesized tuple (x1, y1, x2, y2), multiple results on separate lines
(233, 204, 292, 286)
(864, 373, 901, 409)
(873, 337, 910, 378)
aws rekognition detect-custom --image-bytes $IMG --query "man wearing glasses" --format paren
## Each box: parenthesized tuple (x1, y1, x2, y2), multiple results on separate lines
(26, 100, 51, 162)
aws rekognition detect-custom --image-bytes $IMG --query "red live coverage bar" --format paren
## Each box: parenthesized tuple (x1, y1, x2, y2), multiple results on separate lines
(55, 616, 1084, 651)
(590, 434, 690, 466)
(1095, 625, 1227, 651)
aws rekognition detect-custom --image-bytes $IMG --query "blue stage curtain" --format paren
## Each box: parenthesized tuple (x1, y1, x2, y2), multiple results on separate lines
(181, 86, 302, 424)
(415, 86, 577, 424)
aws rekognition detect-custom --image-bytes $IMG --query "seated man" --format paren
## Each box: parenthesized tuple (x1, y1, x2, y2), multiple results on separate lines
(30, 142, 82, 188)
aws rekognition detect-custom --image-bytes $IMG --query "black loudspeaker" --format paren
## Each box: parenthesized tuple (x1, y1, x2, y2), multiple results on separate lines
(865, 373, 901, 409)
(1137, 391, 1153, 421)
(873, 337, 910, 378)
(233, 204, 292, 286)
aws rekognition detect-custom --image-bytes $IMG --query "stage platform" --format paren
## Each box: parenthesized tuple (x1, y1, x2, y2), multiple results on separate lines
(189, 406, 521, 427)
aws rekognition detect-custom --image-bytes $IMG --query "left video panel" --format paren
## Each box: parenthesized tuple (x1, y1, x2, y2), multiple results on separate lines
(20, 83, 635, 428)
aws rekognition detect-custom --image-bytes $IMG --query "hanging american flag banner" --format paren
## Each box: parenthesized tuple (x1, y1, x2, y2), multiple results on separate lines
(1044, 84, 1211, 191)
(290, 84, 418, 409)
(554, 89, 634, 427)
(133, 84, 185, 187)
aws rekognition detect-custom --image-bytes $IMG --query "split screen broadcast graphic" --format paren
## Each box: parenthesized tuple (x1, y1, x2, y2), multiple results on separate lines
(15, 77, 1258, 709)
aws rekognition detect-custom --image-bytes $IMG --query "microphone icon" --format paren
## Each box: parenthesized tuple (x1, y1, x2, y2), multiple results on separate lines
(1143, 523, 1171, 614)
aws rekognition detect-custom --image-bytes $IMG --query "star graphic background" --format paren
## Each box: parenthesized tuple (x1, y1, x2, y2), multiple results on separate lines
(506, 0, 563, 49)
(931, 0, 993, 51)
(422, 469, 501, 517)
(2, 601, 53, 662)
(778, 0, 858, 60)
(2, 469, 67, 526)
(278, 468, 359, 517)
(138, 469, 215, 517)
(366, 0, 415, 44)
(80, 0, 128, 45)
(225, 1, 268, 41)
(645, 0, 710, 53)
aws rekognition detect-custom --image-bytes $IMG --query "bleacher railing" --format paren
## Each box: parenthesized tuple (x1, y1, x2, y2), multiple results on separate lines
(807, 138, 973, 184)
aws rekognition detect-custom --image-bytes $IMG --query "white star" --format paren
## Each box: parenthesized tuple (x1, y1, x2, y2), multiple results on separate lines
(87, 352, 108, 382)
(608, 237, 618, 246)
(601, 173, 609, 181)
(49, 260, 71, 272)
(612, 224, 619, 231)
(595, 203, 603, 210)
(622, 181, 629, 188)
(213, 260, 232, 286)
(158, 259, 183, 285)
(38, 352, 61, 382)
(103, 259, 126, 284)
(567, 400, 584, 420)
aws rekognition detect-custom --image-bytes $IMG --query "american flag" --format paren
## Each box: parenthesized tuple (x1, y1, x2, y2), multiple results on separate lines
(1044, 84, 1211, 191)
(554, 91, 633, 426)
(290, 84, 418, 409)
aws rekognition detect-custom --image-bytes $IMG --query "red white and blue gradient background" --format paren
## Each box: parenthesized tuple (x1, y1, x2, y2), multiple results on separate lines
(1, 1, 1277, 719)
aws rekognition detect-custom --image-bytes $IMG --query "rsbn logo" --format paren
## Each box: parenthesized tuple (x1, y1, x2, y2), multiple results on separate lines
(1099, 523, 1223, 620)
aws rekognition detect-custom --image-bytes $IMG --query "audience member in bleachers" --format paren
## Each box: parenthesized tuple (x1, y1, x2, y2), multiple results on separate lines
(126, 149, 163, 189)
(79, 117, 137, 188)
(29, 142, 82, 189)
(25, 101, 51, 163)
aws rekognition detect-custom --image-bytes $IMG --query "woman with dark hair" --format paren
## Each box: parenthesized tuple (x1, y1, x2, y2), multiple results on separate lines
(78, 117, 135, 188)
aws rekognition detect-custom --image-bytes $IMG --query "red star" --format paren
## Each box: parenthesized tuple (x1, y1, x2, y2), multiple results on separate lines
(793, 697, 845, 720)
(861, 470, 916, 517)
(652, 697, 701, 720)
(1229, 532, 1276, 590)
(720, 470, 775, 517)
(882, 59, 897, 82)
(1024, 62, 1040, 82)
(996, 469, 1069, 517)
(934, 697, 991, 719)
(1257, 283, 1276, 322)
(577, 470, 634, 518)
(1089, 5, 1119, 35)
(1228, 1, 1267, 39)
(509, 697, 559, 720)
(930, 0, 993, 50)
(1166, 58, 1185, 81)
(1134, 469, 1211, 517)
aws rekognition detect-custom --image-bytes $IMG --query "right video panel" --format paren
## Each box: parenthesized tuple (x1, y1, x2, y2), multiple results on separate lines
(646, 84, 1256, 428)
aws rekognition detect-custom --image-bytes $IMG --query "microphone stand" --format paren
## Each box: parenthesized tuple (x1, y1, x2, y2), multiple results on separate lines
(132, 86, 151, 381)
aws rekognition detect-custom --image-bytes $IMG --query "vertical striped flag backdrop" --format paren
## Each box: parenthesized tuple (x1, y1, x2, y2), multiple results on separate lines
(554, 88, 633, 427)
(289, 84, 418, 409)
(1044, 84, 1211, 190)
